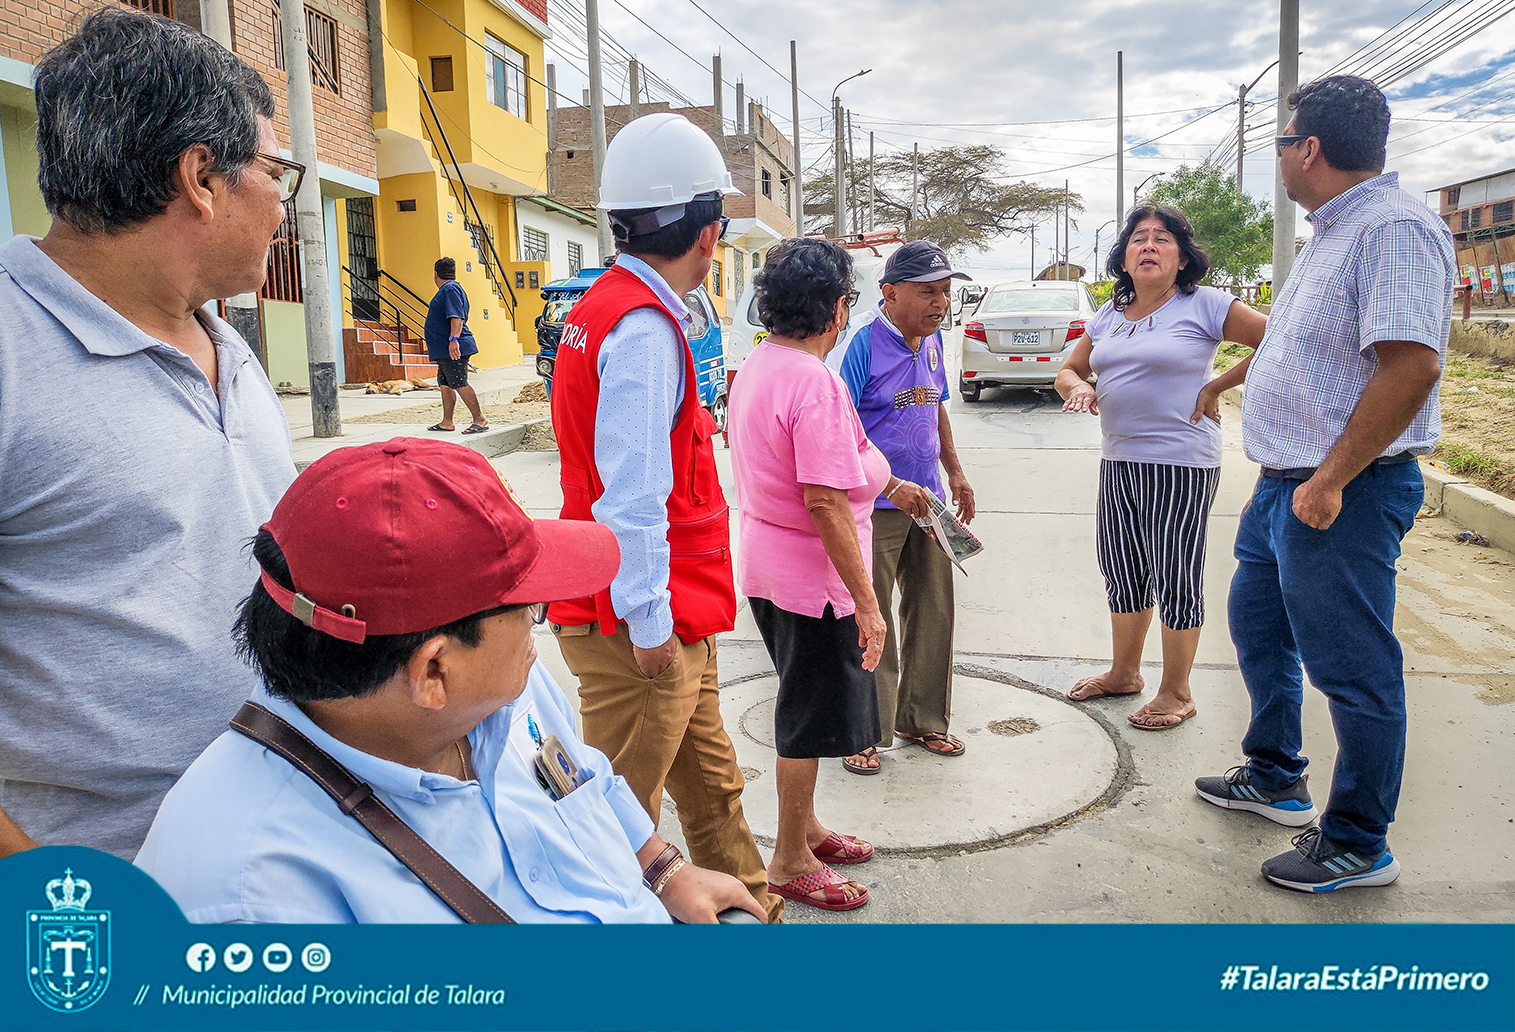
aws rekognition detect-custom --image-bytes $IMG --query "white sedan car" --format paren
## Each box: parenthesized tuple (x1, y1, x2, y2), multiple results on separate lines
(959, 280, 1099, 401)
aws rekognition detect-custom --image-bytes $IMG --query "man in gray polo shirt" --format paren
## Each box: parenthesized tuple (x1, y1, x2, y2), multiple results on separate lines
(0, 10, 296, 859)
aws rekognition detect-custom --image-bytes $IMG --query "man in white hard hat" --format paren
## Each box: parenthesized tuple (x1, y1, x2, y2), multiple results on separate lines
(548, 113, 781, 921)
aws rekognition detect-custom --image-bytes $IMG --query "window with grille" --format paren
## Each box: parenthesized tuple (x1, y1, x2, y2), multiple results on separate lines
(1495, 200, 1514, 224)
(272, 6, 341, 95)
(430, 57, 454, 92)
(1448, 187, 1461, 206)
(125, 0, 175, 16)
(710, 259, 723, 297)
(1463, 208, 1483, 230)
(567, 241, 583, 275)
(486, 34, 527, 120)
(761, 168, 772, 198)
(780, 176, 792, 215)
(521, 226, 549, 263)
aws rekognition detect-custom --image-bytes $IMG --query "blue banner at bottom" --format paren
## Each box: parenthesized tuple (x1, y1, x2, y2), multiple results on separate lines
(2, 847, 1509, 1031)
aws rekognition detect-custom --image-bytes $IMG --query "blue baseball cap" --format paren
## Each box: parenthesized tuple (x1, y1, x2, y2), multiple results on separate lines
(881, 240, 973, 285)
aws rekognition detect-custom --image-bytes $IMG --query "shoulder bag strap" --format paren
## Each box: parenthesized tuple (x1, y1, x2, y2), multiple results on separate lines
(229, 701, 515, 924)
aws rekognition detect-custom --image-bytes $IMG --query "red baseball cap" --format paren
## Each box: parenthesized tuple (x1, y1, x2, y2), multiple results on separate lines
(259, 438, 619, 643)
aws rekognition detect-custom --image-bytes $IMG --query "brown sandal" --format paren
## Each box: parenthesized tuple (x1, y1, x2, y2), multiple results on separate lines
(896, 731, 965, 756)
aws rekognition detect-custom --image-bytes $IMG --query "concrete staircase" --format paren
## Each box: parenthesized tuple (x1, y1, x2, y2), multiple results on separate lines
(342, 320, 438, 384)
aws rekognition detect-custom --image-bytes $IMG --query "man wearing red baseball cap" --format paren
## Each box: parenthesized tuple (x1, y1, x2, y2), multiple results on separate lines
(136, 439, 765, 924)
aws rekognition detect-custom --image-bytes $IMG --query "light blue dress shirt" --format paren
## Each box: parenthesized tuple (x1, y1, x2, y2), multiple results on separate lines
(591, 252, 689, 648)
(135, 662, 669, 924)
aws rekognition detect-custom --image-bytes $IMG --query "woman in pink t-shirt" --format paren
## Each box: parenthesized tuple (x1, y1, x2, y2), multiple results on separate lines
(729, 239, 928, 912)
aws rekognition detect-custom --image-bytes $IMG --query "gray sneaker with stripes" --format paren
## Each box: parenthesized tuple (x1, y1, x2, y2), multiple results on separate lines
(1261, 827, 1400, 892)
(1194, 765, 1319, 827)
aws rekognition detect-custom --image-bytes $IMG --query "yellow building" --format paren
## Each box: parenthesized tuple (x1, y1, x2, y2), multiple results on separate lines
(362, 0, 550, 370)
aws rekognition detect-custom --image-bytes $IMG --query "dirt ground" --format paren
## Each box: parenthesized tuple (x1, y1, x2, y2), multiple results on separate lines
(345, 382, 549, 430)
(1218, 346, 1515, 500)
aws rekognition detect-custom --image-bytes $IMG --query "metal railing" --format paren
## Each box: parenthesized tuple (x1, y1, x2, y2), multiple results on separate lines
(415, 76, 519, 322)
(340, 265, 433, 360)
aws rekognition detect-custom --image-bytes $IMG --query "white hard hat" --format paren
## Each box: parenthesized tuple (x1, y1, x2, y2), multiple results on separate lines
(598, 113, 741, 213)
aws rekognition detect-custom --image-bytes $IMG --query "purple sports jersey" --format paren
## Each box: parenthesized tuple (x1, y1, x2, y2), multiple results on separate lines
(838, 314, 947, 510)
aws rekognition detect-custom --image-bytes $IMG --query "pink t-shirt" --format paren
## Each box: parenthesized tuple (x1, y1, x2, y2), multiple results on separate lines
(729, 339, 892, 618)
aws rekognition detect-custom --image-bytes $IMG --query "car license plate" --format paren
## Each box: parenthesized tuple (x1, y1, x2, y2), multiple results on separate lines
(1011, 331, 1040, 345)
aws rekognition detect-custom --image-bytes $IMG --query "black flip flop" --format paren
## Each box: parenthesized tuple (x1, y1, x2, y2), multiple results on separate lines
(841, 747, 881, 775)
(462, 424, 490, 435)
(427, 423, 454, 432)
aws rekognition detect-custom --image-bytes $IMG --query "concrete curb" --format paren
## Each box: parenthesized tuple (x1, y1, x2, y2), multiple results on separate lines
(293, 416, 550, 471)
(1221, 384, 1515, 550)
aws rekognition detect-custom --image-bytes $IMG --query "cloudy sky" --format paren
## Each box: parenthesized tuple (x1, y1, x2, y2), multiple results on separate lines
(542, 1, 1515, 278)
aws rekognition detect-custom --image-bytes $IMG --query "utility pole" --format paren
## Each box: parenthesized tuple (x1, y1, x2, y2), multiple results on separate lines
(911, 142, 919, 229)
(278, 0, 339, 437)
(735, 81, 745, 134)
(199, 0, 232, 48)
(1029, 224, 1036, 278)
(1116, 51, 1124, 227)
(1064, 179, 1070, 279)
(833, 97, 846, 236)
(868, 131, 875, 232)
(1238, 60, 1280, 194)
(789, 41, 803, 233)
(846, 109, 856, 232)
(713, 55, 723, 130)
(1273, 0, 1299, 291)
(586, 0, 612, 262)
(1237, 81, 1248, 190)
(546, 63, 558, 194)
(628, 58, 640, 120)
(1052, 199, 1059, 279)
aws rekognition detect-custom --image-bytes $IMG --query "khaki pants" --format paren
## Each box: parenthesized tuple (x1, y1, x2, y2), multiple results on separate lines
(871, 507, 955, 747)
(554, 623, 782, 922)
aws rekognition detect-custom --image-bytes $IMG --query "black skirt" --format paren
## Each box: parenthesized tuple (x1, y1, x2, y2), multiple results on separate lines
(748, 597, 882, 759)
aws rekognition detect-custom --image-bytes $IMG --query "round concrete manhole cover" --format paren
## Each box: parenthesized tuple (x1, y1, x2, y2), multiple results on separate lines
(726, 673, 1117, 852)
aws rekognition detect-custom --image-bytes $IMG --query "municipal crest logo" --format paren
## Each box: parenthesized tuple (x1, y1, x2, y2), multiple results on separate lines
(27, 868, 110, 1013)
(928, 347, 939, 372)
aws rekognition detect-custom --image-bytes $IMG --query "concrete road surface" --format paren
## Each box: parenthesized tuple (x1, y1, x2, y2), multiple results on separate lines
(496, 341, 1515, 923)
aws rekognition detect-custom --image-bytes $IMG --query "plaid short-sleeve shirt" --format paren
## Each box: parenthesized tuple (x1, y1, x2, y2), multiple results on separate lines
(1242, 172, 1456, 469)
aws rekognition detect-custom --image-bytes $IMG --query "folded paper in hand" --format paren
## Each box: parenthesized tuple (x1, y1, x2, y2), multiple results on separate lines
(914, 488, 984, 572)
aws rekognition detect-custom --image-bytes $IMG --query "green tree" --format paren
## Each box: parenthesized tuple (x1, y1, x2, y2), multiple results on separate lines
(805, 145, 1073, 257)
(1145, 163, 1273, 285)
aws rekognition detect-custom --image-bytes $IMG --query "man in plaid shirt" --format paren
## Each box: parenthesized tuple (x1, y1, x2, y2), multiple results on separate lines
(1194, 76, 1455, 893)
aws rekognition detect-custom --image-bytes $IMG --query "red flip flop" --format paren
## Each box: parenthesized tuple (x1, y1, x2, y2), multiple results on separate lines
(812, 831, 874, 865)
(767, 864, 869, 912)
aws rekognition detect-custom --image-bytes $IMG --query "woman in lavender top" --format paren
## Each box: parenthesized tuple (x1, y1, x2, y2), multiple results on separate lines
(1054, 205, 1267, 729)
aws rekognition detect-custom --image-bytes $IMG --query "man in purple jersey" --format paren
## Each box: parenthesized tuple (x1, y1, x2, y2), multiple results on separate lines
(833, 241, 976, 776)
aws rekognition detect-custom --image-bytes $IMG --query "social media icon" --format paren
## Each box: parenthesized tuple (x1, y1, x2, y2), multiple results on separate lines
(300, 943, 331, 973)
(262, 943, 292, 973)
(185, 943, 216, 973)
(223, 943, 254, 973)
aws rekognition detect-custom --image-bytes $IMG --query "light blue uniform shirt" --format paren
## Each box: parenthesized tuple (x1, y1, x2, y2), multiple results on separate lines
(0, 235, 295, 859)
(135, 662, 668, 924)
(591, 253, 688, 648)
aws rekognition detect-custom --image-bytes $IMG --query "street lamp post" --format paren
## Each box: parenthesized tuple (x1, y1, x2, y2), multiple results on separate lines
(830, 69, 870, 237)
(1133, 172, 1162, 208)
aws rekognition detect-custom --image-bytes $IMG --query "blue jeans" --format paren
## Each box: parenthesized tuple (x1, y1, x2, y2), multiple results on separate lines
(1227, 462, 1423, 853)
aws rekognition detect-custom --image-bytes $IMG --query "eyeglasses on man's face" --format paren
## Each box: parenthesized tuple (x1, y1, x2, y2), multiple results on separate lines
(256, 152, 306, 203)
(526, 601, 548, 625)
(1275, 135, 1307, 157)
(718, 216, 730, 240)
(842, 289, 861, 307)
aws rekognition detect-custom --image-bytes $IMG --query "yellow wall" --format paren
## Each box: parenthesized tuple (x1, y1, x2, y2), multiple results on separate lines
(375, 171, 523, 367)
(1, 106, 49, 237)
(374, 0, 547, 368)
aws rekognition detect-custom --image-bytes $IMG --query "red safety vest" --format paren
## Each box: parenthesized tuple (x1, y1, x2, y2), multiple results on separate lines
(547, 264, 735, 642)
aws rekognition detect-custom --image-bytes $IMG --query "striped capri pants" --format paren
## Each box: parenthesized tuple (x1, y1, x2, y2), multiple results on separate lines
(1096, 460, 1222, 631)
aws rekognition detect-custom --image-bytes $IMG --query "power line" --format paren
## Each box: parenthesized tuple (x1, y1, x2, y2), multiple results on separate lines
(674, 0, 829, 115)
